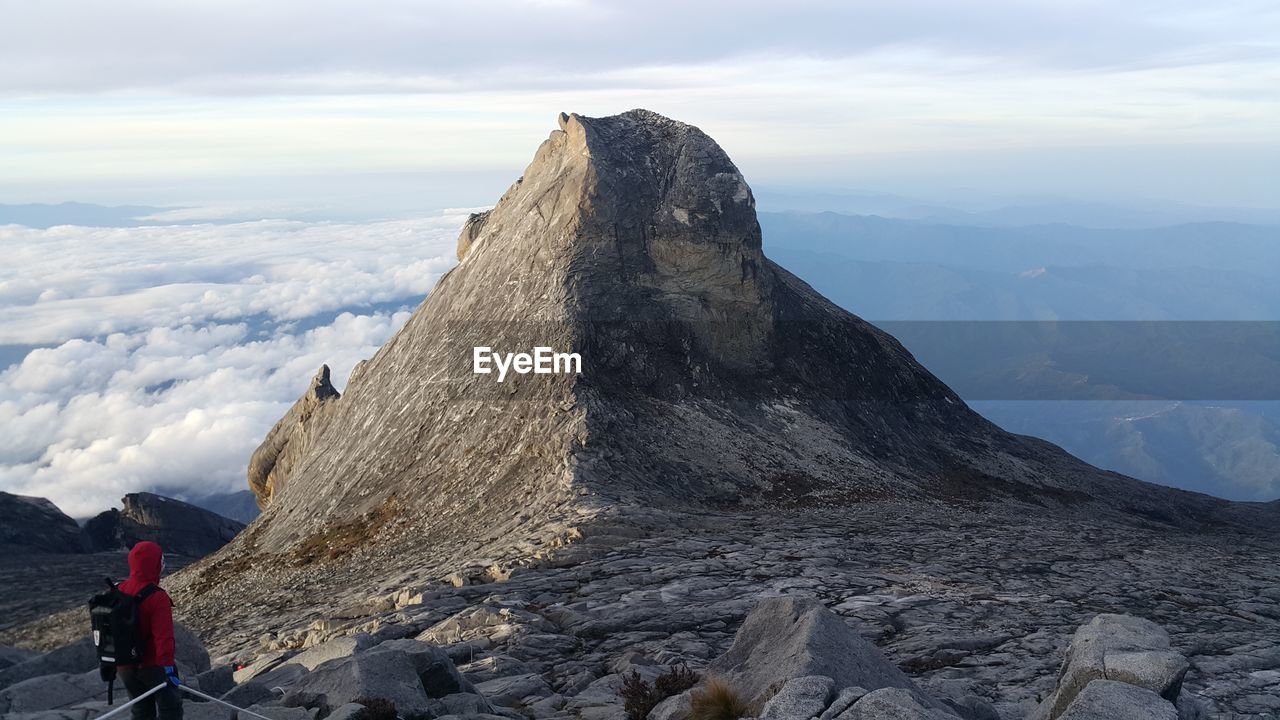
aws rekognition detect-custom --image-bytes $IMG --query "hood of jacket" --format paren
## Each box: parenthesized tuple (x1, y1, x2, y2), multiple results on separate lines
(127, 540, 163, 585)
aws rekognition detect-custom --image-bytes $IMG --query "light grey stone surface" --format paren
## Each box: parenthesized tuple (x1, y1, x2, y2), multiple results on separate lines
(1033, 613, 1189, 720)
(818, 686, 868, 720)
(292, 649, 431, 713)
(707, 596, 929, 709)
(837, 687, 957, 720)
(760, 675, 835, 719)
(288, 634, 375, 671)
(1056, 680, 1178, 720)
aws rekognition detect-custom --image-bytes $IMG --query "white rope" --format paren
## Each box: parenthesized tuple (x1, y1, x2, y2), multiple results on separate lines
(91, 681, 280, 720)
(93, 683, 167, 720)
(179, 684, 279, 720)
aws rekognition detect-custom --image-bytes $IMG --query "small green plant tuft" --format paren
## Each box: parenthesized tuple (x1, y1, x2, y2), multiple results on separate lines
(655, 664, 700, 696)
(622, 670, 661, 720)
(690, 677, 751, 720)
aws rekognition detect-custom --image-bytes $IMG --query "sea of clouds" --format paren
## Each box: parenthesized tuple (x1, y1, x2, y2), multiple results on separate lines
(0, 214, 466, 517)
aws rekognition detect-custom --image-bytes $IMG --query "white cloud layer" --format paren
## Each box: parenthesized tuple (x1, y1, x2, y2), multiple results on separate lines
(0, 215, 463, 517)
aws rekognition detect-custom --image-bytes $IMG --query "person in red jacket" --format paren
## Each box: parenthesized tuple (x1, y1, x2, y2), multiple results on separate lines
(117, 541, 183, 720)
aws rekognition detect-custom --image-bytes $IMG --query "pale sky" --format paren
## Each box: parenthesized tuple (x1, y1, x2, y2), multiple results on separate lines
(2, 0, 1278, 211)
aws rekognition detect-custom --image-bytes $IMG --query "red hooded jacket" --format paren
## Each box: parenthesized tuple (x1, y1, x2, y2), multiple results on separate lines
(116, 541, 176, 668)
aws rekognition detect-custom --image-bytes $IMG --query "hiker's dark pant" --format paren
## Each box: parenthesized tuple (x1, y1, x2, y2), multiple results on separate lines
(119, 666, 183, 720)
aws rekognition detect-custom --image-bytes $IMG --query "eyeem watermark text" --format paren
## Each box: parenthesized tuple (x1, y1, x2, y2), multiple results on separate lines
(473, 347, 582, 382)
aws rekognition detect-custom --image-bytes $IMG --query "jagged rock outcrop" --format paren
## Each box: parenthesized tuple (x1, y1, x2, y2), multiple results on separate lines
(0, 492, 83, 554)
(704, 596, 931, 709)
(247, 364, 340, 509)
(232, 109, 1242, 565)
(82, 492, 244, 557)
(456, 210, 490, 262)
(1032, 614, 1188, 720)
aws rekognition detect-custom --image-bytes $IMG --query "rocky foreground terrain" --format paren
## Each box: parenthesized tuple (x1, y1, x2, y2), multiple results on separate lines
(4, 503, 1278, 719)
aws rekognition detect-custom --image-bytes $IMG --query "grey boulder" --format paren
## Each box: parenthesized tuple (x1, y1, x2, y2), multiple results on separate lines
(372, 639, 479, 698)
(706, 596, 933, 709)
(1056, 681, 1178, 720)
(221, 680, 278, 708)
(174, 623, 212, 676)
(1033, 614, 1188, 720)
(193, 666, 235, 697)
(836, 688, 958, 720)
(292, 649, 432, 714)
(0, 671, 101, 713)
(760, 675, 835, 719)
(0, 639, 97, 690)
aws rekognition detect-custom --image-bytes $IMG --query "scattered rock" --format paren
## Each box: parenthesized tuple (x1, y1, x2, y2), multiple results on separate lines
(760, 675, 835, 719)
(1033, 614, 1188, 720)
(292, 649, 432, 714)
(706, 596, 930, 709)
(837, 687, 957, 720)
(194, 665, 235, 697)
(289, 634, 376, 671)
(1056, 680, 1177, 720)
(818, 686, 868, 720)
(372, 639, 478, 698)
(221, 680, 277, 708)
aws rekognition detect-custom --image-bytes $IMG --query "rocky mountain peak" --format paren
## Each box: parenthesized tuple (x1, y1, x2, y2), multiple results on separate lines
(83, 492, 244, 557)
(217, 110, 1244, 585)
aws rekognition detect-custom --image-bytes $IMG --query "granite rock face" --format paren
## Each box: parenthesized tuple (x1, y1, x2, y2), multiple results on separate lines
(218, 109, 1251, 578)
(82, 492, 244, 557)
(247, 364, 341, 509)
(0, 492, 83, 554)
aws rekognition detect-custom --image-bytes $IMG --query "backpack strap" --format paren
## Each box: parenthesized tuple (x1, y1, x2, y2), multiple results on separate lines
(135, 585, 160, 603)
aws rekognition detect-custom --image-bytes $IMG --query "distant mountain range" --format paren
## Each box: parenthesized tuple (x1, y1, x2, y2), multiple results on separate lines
(760, 211, 1280, 501)
(0, 202, 170, 228)
(755, 189, 1280, 229)
(180, 490, 260, 524)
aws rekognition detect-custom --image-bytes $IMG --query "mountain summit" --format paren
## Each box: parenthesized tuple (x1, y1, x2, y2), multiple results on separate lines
(234, 109, 1234, 565)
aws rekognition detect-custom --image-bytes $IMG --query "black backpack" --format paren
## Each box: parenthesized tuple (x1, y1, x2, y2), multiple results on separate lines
(88, 578, 159, 704)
